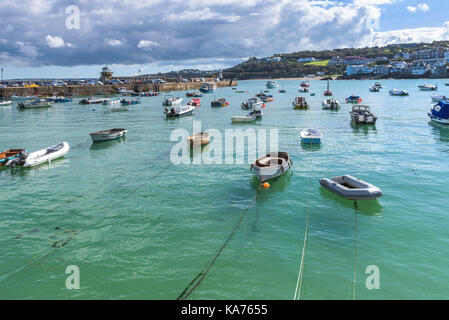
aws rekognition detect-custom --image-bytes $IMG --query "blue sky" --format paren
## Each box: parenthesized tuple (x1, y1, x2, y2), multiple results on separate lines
(1, 0, 448, 79)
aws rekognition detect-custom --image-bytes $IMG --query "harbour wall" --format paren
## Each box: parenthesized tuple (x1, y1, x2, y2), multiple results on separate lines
(0, 80, 238, 98)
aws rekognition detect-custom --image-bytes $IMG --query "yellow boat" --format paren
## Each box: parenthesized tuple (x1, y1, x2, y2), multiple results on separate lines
(292, 96, 309, 109)
(187, 132, 210, 147)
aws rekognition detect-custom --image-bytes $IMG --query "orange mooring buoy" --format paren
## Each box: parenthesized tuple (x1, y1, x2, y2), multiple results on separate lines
(263, 182, 270, 189)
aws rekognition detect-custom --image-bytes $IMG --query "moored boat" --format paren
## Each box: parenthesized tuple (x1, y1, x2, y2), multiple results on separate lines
(324, 80, 332, 96)
(211, 98, 229, 107)
(431, 95, 448, 102)
(17, 100, 52, 109)
(241, 97, 264, 109)
(199, 82, 216, 93)
(231, 115, 257, 123)
(298, 87, 309, 93)
(21, 142, 70, 168)
(419, 84, 438, 91)
(247, 108, 263, 119)
(90, 128, 127, 142)
(11, 95, 36, 101)
(300, 129, 323, 144)
(369, 85, 380, 92)
(292, 96, 309, 109)
(79, 98, 105, 105)
(102, 97, 121, 105)
(389, 89, 409, 96)
(428, 100, 449, 124)
(140, 91, 159, 97)
(250, 152, 293, 183)
(187, 132, 210, 147)
(165, 104, 195, 118)
(350, 105, 377, 125)
(300, 80, 311, 88)
(322, 98, 340, 110)
(0, 100, 12, 106)
(266, 80, 279, 88)
(186, 91, 203, 97)
(162, 95, 183, 106)
(320, 175, 383, 200)
(121, 98, 141, 105)
(345, 95, 362, 104)
(187, 98, 201, 107)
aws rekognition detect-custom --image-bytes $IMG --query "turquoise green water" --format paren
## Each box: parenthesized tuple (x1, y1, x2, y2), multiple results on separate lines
(1, 79, 449, 299)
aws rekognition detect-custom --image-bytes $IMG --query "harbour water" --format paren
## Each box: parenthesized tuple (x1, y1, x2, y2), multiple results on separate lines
(1, 79, 449, 299)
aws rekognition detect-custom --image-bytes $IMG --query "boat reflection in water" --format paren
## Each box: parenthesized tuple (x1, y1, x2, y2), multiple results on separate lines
(301, 142, 322, 152)
(250, 170, 292, 201)
(350, 122, 377, 136)
(429, 121, 449, 147)
(89, 136, 127, 151)
(189, 143, 210, 160)
(319, 186, 383, 216)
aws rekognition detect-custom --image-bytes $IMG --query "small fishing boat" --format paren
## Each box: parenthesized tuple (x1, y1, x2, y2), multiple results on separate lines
(165, 105, 195, 118)
(345, 95, 362, 104)
(419, 84, 438, 91)
(21, 142, 70, 168)
(374, 82, 382, 88)
(431, 95, 448, 102)
(187, 132, 210, 147)
(199, 82, 216, 93)
(298, 87, 309, 93)
(0, 100, 12, 106)
(17, 100, 52, 109)
(266, 80, 279, 88)
(324, 80, 332, 96)
(241, 97, 264, 109)
(187, 98, 201, 107)
(322, 98, 340, 110)
(350, 105, 377, 125)
(292, 96, 309, 109)
(369, 85, 380, 92)
(260, 94, 273, 102)
(389, 89, 409, 96)
(235, 90, 248, 93)
(90, 128, 127, 142)
(79, 98, 105, 105)
(211, 98, 229, 107)
(0, 149, 27, 167)
(247, 108, 263, 119)
(250, 152, 292, 183)
(319, 175, 383, 200)
(300, 129, 323, 144)
(48, 96, 72, 103)
(186, 91, 203, 97)
(278, 89, 286, 93)
(162, 95, 183, 106)
(121, 98, 141, 105)
(231, 115, 257, 123)
(428, 100, 449, 124)
(102, 97, 121, 105)
(300, 81, 311, 88)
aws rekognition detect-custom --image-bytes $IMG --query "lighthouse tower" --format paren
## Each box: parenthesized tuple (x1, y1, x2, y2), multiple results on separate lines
(100, 66, 113, 83)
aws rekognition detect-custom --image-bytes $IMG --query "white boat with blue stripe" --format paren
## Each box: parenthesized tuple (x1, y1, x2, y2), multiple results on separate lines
(428, 100, 449, 125)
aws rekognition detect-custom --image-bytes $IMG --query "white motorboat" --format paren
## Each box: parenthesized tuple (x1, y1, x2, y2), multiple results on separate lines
(11, 95, 36, 101)
(320, 175, 383, 200)
(322, 98, 340, 109)
(419, 84, 438, 91)
(90, 129, 127, 142)
(300, 129, 323, 144)
(22, 142, 70, 168)
(431, 95, 448, 102)
(266, 80, 279, 88)
(250, 152, 293, 183)
(231, 115, 257, 123)
(298, 87, 309, 93)
(389, 89, 409, 96)
(241, 97, 264, 109)
(247, 108, 263, 119)
(292, 96, 309, 109)
(162, 95, 183, 106)
(102, 98, 121, 105)
(165, 104, 195, 118)
(369, 85, 380, 92)
(17, 100, 52, 109)
(0, 100, 12, 106)
(374, 82, 382, 88)
(350, 105, 377, 125)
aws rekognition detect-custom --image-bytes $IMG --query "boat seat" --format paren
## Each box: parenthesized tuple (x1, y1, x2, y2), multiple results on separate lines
(256, 157, 286, 167)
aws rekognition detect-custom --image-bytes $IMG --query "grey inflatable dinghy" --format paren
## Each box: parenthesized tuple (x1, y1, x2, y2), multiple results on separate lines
(319, 175, 382, 200)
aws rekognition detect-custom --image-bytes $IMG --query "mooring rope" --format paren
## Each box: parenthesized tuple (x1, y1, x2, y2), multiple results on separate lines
(0, 229, 79, 284)
(177, 186, 261, 300)
(353, 201, 358, 300)
(293, 176, 312, 300)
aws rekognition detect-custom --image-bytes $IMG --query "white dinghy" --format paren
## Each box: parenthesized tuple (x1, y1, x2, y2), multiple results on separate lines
(319, 175, 383, 200)
(22, 142, 70, 168)
(231, 115, 257, 123)
(250, 152, 293, 183)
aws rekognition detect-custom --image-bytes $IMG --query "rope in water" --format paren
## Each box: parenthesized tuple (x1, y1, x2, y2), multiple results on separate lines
(177, 186, 261, 300)
(353, 201, 358, 300)
(0, 229, 79, 284)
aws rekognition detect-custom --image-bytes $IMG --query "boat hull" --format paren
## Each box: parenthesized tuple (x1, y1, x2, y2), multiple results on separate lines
(428, 112, 449, 124)
(90, 129, 127, 142)
(23, 142, 69, 168)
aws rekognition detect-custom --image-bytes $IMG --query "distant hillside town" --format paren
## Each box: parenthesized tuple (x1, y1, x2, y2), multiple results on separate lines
(222, 41, 449, 80)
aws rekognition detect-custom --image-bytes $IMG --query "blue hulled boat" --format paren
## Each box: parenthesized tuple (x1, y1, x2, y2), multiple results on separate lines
(428, 100, 449, 125)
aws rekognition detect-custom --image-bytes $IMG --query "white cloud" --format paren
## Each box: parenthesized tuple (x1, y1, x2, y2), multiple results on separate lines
(107, 39, 122, 47)
(45, 35, 65, 48)
(137, 40, 159, 49)
(407, 3, 430, 13)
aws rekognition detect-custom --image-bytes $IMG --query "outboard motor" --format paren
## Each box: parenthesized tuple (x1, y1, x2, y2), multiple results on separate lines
(6, 150, 29, 168)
